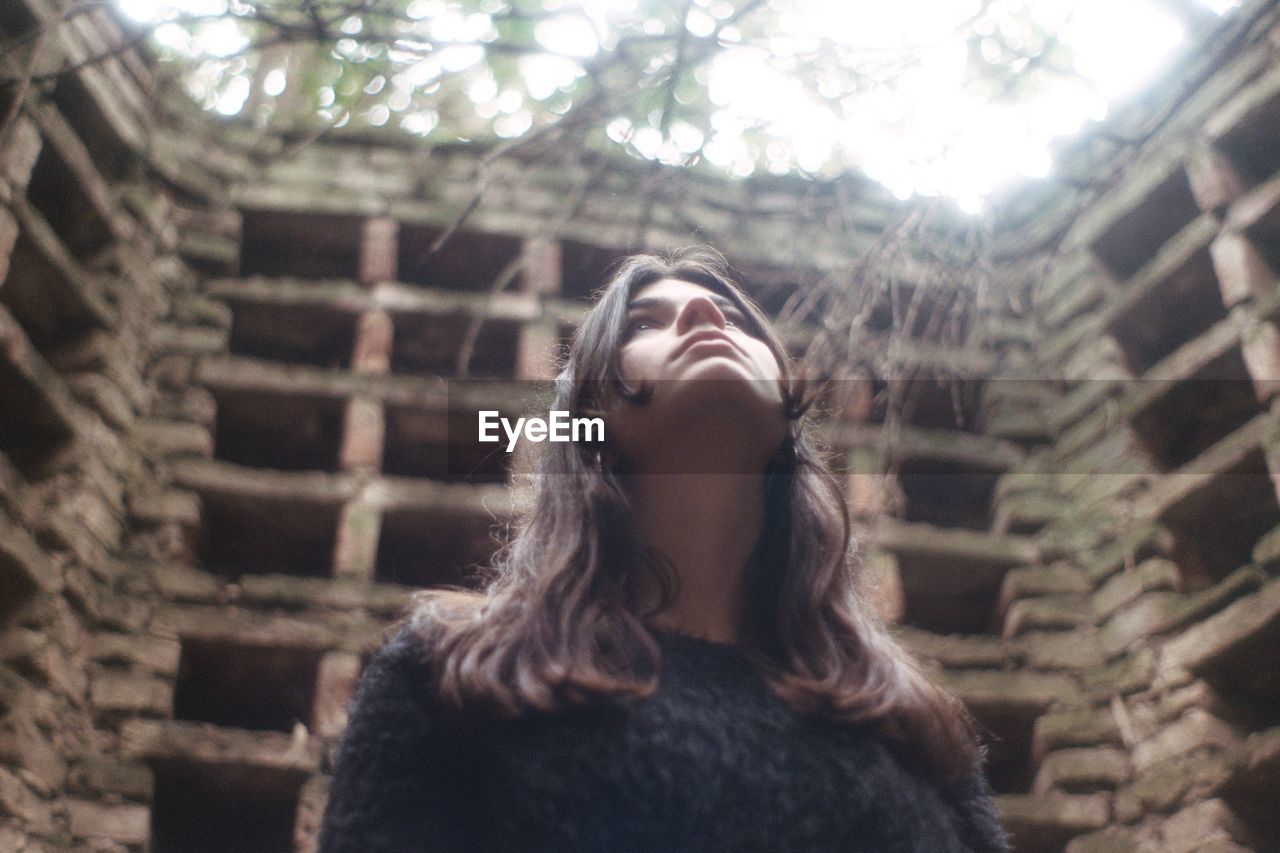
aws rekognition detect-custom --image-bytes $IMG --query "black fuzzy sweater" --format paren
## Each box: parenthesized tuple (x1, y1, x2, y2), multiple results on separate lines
(317, 625, 1009, 852)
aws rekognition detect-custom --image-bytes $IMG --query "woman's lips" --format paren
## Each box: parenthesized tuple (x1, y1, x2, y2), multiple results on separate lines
(675, 331, 741, 361)
(683, 339, 740, 359)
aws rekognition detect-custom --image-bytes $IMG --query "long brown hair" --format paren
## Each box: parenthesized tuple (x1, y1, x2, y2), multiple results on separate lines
(406, 246, 981, 781)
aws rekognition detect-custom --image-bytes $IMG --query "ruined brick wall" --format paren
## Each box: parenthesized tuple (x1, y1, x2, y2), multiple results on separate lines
(0, 0, 234, 848)
(4, 0, 1280, 851)
(922, 4, 1280, 849)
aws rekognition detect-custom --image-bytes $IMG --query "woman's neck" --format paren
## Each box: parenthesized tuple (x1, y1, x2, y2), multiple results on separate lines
(626, 473, 766, 646)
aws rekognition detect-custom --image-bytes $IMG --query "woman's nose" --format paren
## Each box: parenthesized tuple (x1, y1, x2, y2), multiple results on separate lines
(675, 295, 726, 334)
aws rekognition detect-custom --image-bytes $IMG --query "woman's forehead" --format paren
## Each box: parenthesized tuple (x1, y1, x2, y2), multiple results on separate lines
(627, 277, 730, 306)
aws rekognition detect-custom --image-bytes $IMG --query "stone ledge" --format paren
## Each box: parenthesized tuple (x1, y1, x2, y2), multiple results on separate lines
(1091, 559, 1182, 623)
(170, 457, 529, 518)
(87, 633, 181, 679)
(237, 573, 414, 614)
(1132, 709, 1241, 774)
(1034, 747, 1130, 795)
(1161, 576, 1280, 680)
(89, 672, 173, 718)
(66, 799, 149, 844)
(1101, 566, 1264, 658)
(940, 669, 1080, 718)
(149, 602, 392, 655)
(120, 719, 323, 775)
(195, 353, 537, 414)
(1034, 706, 1125, 759)
(996, 791, 1111, 852)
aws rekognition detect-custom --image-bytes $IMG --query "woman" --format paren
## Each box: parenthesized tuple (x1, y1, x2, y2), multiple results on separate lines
(317, 247, 1008, 852)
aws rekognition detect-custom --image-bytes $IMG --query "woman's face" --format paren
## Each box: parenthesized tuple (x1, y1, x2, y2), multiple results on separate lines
(604, 277, 787, 472)
(619, 278, 783, 387)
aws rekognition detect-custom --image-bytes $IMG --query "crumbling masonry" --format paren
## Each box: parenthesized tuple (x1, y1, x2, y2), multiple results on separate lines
(4, 0, 1280, 850)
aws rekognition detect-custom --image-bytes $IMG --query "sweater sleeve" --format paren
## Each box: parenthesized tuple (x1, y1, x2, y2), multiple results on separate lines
(317, 628, 476, 853)
(941, 764, 1010, 853)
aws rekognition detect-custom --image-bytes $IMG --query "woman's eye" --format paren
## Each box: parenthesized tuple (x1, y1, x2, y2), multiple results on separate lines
(626, 318, 654, 334)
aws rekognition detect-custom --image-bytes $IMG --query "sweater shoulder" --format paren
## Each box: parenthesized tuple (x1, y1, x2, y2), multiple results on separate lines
(317, 625, 469, 852)
(939, 760, 1011, 852)
(348, 625, 443, 718)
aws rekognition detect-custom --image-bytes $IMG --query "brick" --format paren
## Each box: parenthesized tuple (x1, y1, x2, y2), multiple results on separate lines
(0, 767, 55, 833)
(0, 629, 88, 701)
(1091, 558, 1181, 622)
(170, 294, 233, 328)
(148, 323, 227, 356)
(895, 626, 1007, 669)
(1161, 576, 1280, 677)
(89, 673, 173, 717)
(1064, 827, 1139, 853)
(1157, 798, 1248, 853)
(0, 516, 60, 597)
(312, 651, 362, 739)
(295, 773, 330, 853)
(134, 419, 213, 458)
(358, 217, 398, 285)
(237, 574, 410, 613)
(66, 799, 150, 843)
(88, 633, 181, 678)
(1187, 144, 1248, 213)
(862, 548, 904, 625)
(519, 238, 560, 295)
(332, 501, 382, 581)
(1018, 630, 1106, 671)
(352, 309, 392, 373)
(120, 719, 323, 772)
(846, 449, 892, 519)
(337, 397, 384, 471)
(68, 759, 154, 801)
(1125, 750, 1233, 814)
(940, 669, 1079, 719)
(63, 566, 149, 632)
(1083, 524, 1172, 585)
(4, 711, 68, 792)
(146, 561, 223, 602)
(0, 117, 42, 192)
(1034, 747, 1130, 794)
(151, 387, 217, 425)
(1252, 521, 1280, 571)
(1101, 593, 1186, 656)
(1132, 709, 1240, 772)
(1239, 314, 1280, 402)
(998, 565, 1092, 609)
(996, 791, 1110, 852)
(1034, 706, 1124, 759)
(1156, 681, 1233, 722)
(1210, 231, 1275, 308)
(67, 375, 137, 432)
(516, 318, 562, 381)
(1004, 595, 1093, 638)
(0, 207, 18, 285)
(148, 354, 193, 390)
(0, 826, 30, 852)
(129, 489, 201, 528)
(1083, 648, 1155, 699)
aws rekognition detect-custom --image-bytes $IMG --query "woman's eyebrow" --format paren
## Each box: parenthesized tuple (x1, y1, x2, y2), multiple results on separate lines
(625, 294, 739, 313)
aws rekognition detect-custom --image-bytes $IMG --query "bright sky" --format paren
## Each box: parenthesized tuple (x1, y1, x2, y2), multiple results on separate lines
(117, 0, 1240, 213)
